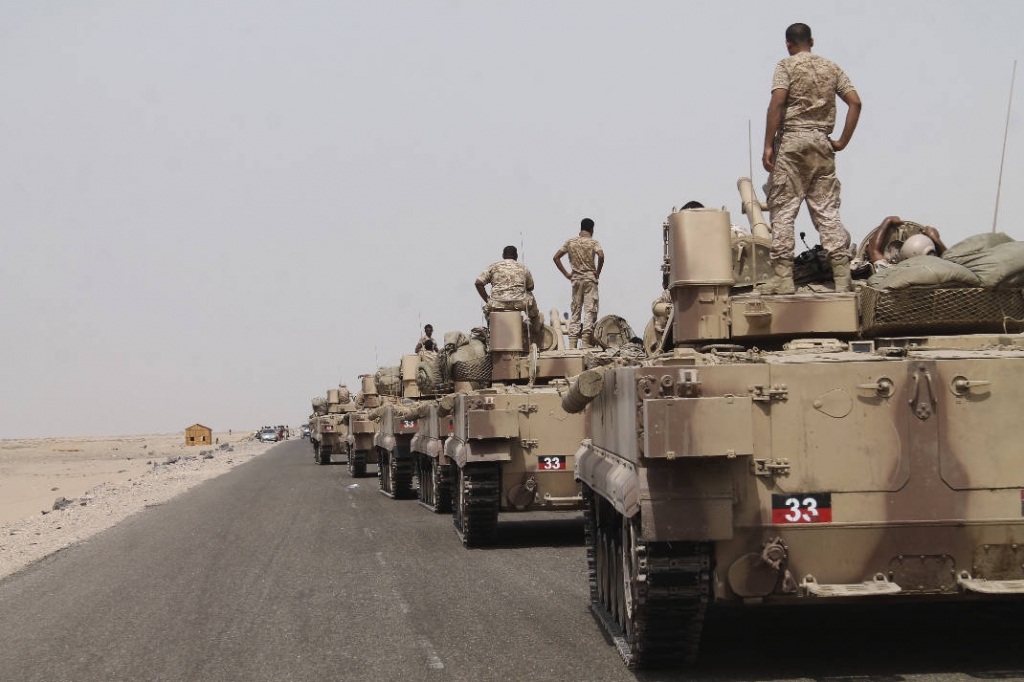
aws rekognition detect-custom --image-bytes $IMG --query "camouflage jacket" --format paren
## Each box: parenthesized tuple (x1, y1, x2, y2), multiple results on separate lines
(771, 52, 855, 132)
(477, 259, 534, 302)
(562, 235, 603, 282)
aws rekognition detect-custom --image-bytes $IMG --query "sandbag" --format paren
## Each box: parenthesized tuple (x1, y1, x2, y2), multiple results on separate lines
(336, 385, 351, 403)
(941, 232, 1014, 263)
(375, 366, 402, 396)
(443, 331, 471, 350)
(946, 240, 1024, 288)
(449, 338, 487, 366)
(311, 396, 328, 416)
(866, 255, 981, 290)
(416, 357, 444, 395)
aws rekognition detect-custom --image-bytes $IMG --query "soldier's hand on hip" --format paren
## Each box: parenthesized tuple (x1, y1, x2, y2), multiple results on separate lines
(762, 147, 774, 172)
(829, 138, 847, 152)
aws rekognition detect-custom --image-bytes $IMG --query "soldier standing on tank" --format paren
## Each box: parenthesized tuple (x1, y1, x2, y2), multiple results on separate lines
(475, 245, 546, 338)
(553, 218, 605, 348)
(414, 324, 435, 353)
(760, 23, 862, 294)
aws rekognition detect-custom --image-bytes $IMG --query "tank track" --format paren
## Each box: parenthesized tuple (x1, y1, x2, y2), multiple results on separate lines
(348, 450, 367, 478)
(584, 486, 711, 669)
(378, 448, 415, 499)
(453, 463, 500, 547)
(416, 453, 453, 514)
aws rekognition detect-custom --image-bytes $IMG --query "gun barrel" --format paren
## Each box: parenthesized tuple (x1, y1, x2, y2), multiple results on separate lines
(737, 177, 771, 240)
(561, 369, 605, 414)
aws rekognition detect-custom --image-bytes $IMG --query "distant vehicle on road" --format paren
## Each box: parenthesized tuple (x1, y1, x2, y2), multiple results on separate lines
(301, 424, 311, 439)
(259, 428, 279, 443)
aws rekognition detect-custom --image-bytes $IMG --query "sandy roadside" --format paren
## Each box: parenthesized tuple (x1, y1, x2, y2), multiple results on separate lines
(0, 431, 288, 580)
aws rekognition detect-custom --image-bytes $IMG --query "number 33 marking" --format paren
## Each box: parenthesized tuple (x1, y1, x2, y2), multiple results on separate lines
(784, 497, 819, 523)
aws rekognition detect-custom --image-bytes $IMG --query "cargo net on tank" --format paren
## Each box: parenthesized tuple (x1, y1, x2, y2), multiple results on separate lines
(416, 328, 492, 394)
(859, 286, 1024, 336)
(450, 354, 492, 383)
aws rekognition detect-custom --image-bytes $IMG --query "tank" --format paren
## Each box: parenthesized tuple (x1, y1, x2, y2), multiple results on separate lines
(372, 358, 425, 499)
(308, 385, 355, 465)
(410, 394, 456, 513)
(442, 309, 615, 547)
(573, 181, 1024, 668)
(342, 374, 382, 478)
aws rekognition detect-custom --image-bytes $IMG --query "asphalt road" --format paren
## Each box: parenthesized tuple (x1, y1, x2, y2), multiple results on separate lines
(1, 439, 1022, 682)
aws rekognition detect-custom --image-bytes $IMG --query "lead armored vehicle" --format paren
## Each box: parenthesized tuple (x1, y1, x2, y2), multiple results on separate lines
(574, 182, 1024, 668)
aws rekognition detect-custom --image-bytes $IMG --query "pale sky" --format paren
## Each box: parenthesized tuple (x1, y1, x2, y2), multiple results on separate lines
(1, 1, 1021, 438)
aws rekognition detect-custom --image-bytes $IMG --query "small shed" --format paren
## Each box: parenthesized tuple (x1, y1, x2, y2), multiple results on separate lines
(185, 423, 213, 446)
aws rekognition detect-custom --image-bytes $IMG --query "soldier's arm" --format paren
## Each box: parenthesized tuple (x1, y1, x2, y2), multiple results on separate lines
(595, 249, 604, 279)
(922, 226, 947, 256)
(830, 89, 862, 152)
(475, 278, 489, 303)
(762, 88, 788, 172)
(867, 216, 902, 263)
(525, 268, 535, 292)
(553, 247, 571, 280)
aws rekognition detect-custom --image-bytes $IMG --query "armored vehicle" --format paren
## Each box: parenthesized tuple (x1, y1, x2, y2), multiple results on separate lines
(573, 183, 1024, 669)
(410, 397, 455, 512)
(309, 386, 355, 465)
(343, 374, 382, 478)
(444, 312, 593, 546)
(373, 359, 421, 499)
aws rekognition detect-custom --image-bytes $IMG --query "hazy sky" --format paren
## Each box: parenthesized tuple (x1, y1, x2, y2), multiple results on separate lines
(2, 1, 1021, 438)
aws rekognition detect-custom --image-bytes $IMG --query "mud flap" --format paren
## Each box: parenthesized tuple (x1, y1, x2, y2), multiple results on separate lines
(574, 440, 640, 519)
(452, 439, 511, 468)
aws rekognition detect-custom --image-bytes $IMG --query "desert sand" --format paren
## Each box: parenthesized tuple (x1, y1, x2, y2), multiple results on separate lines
(0, 430, 280, 580)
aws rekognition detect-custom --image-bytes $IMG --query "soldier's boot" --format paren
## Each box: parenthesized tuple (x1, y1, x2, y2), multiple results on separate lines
(756, 259, 796, 295)
(568, 336, 578, 350)
(581, 333, 595, 349)
(831, 255, 853, 293)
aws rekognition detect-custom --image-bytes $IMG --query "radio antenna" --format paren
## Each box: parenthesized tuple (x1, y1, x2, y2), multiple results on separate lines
(993, 59, 1017, 233)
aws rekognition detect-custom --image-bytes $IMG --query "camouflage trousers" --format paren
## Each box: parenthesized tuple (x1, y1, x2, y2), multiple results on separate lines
(485, 294, 545, 336)
(766, 129, 851, 262)
(569, 278, 599, 338)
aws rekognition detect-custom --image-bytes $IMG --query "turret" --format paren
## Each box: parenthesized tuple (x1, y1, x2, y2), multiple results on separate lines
(666, 183, 860, 346)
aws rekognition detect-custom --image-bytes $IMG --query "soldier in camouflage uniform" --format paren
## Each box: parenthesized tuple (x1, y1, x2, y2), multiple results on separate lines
(553, 218, 605, 348)
(760, 22, 862, 294)
(475, 245, 545, 338)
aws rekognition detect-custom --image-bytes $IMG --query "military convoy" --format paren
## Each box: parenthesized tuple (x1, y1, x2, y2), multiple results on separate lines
(307, 175, 1024, 670)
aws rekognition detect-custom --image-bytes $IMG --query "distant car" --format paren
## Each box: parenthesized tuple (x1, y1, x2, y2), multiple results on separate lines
(301, 424, 311, 439)
(259, 428, 279, 443)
